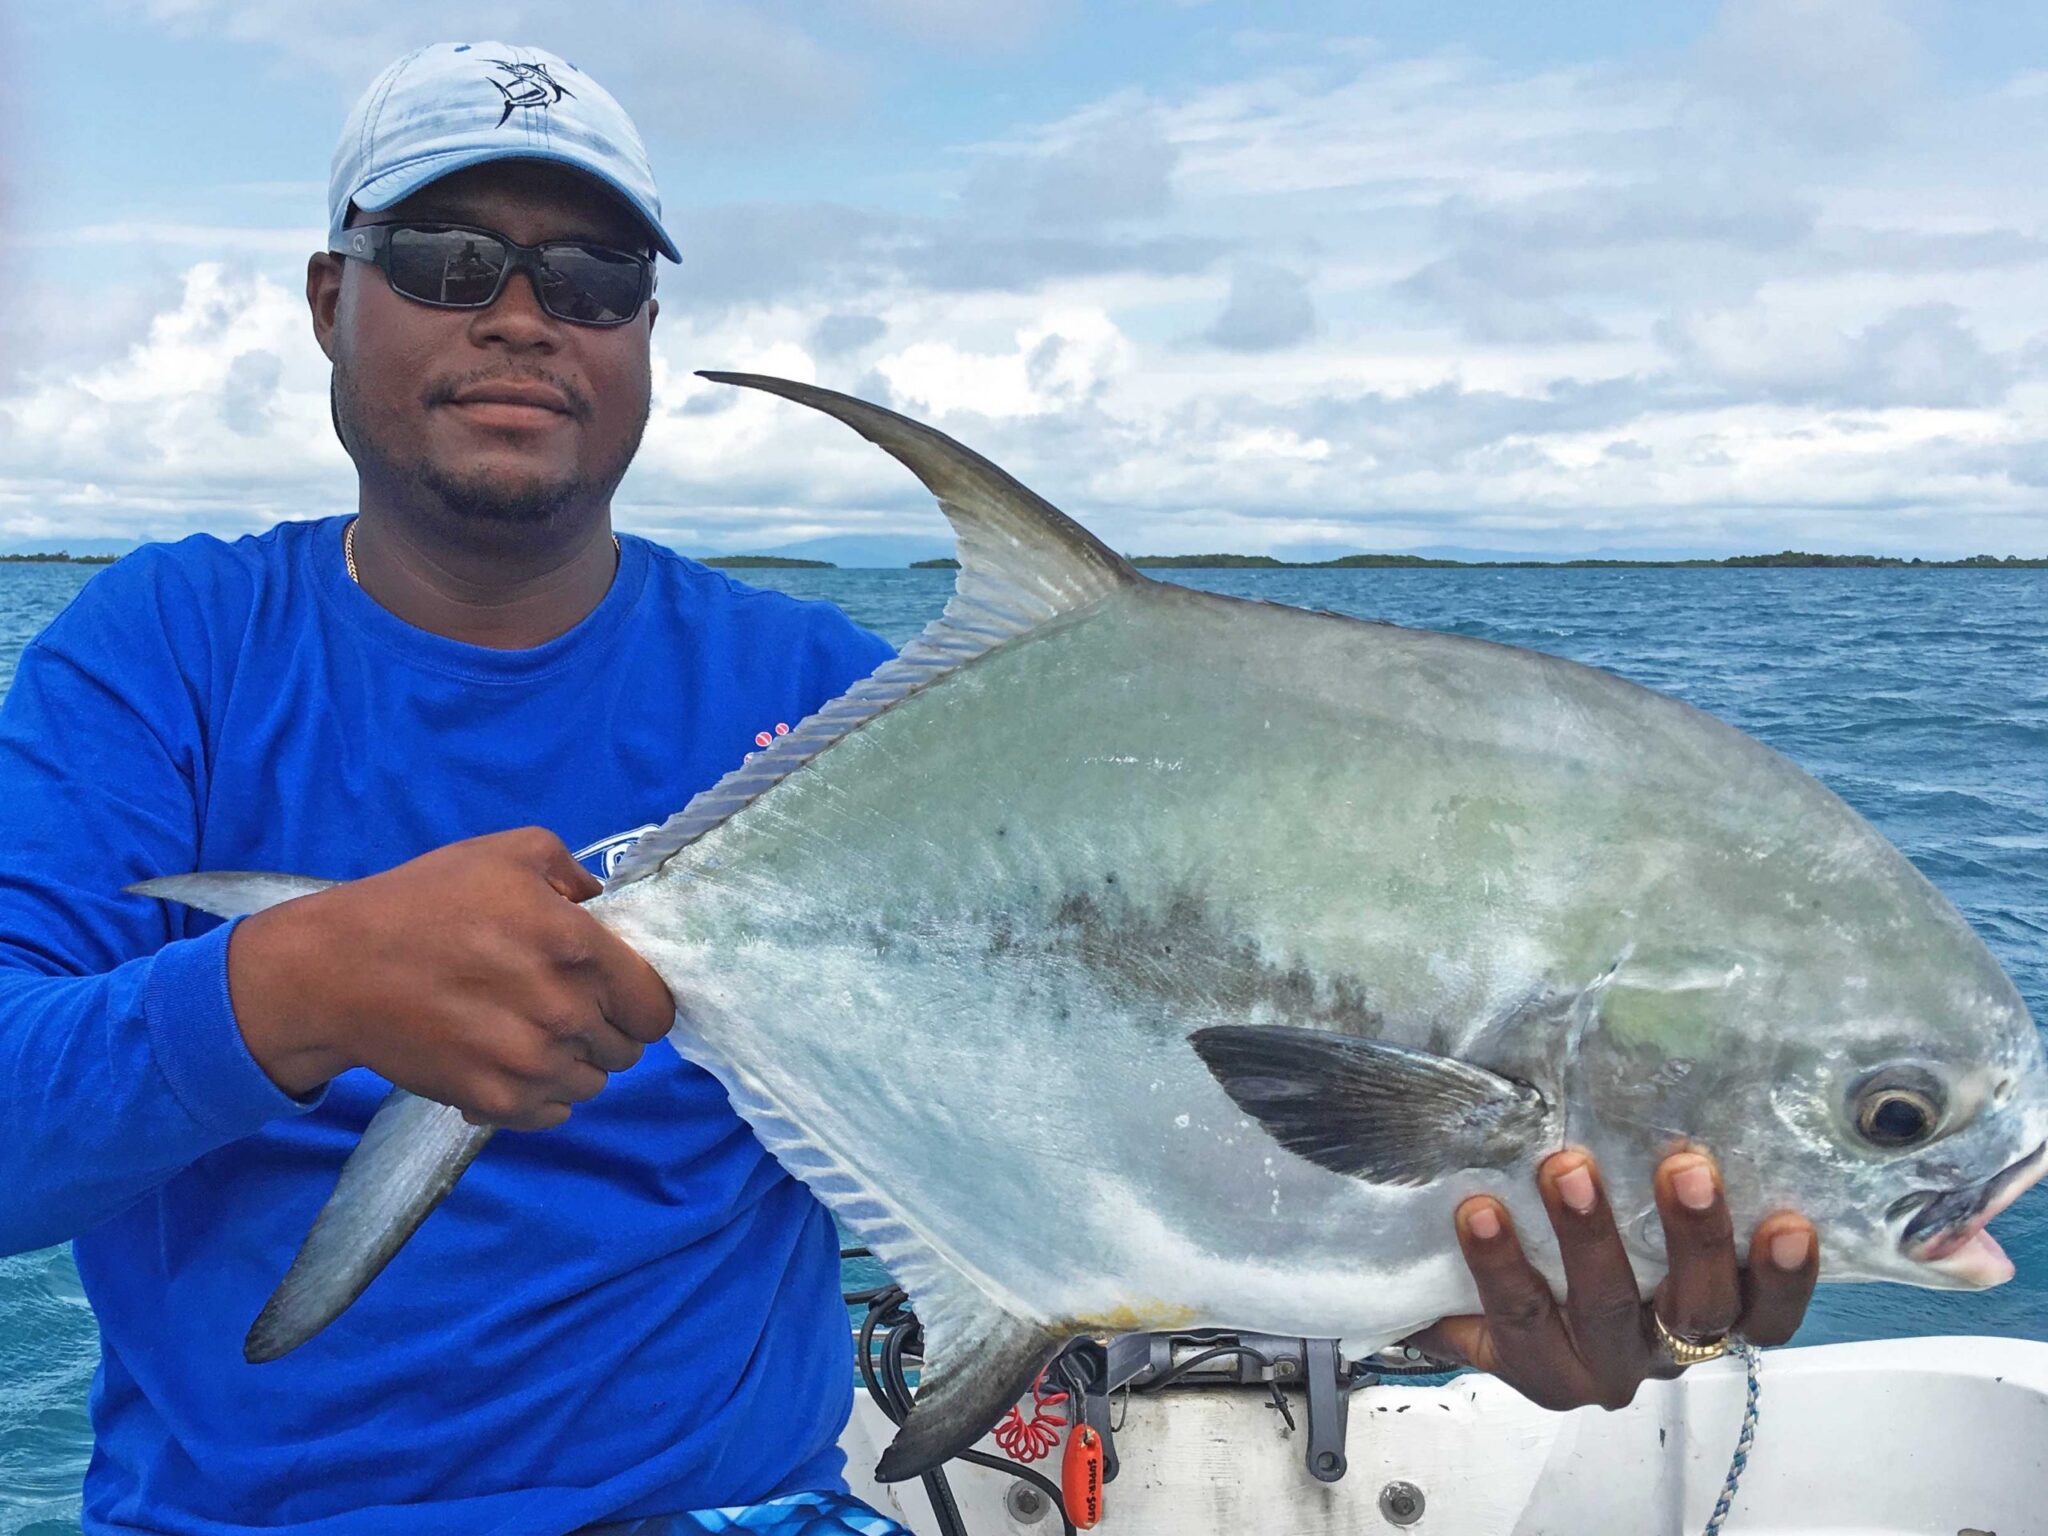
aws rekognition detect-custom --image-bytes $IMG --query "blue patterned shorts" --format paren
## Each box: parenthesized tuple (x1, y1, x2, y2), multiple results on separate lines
(573, 1489, 912, 1535)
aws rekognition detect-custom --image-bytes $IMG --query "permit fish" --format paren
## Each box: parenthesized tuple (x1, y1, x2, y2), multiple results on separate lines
(137, 372, 2048, 1482)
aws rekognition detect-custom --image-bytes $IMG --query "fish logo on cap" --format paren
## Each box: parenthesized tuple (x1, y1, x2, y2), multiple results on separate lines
(485, 58, 574, 128)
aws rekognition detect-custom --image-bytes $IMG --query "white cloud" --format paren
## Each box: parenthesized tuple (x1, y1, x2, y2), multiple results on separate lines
(961, 106, 1181, 229)
(876, 308, 1134, 417)
(118, 0, 863, 144)
(1661, 301, 2014, 409)
(0, 263, 346, 539)
(809, 313, 889, 358)
(1200, 262, 1317, 352)
(658, 200, 1222, 319)
(16, 3, 2048, 557)
(1693, 0, 1926, 148)
(18, 222, 318, 254)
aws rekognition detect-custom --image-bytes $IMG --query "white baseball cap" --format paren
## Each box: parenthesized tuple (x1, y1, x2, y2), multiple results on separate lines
(328, 42, 682, 262)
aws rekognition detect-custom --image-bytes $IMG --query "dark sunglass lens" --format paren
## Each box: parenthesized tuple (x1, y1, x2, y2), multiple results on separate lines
(537, 245, 646, 325)
(386, 228, 508, 307)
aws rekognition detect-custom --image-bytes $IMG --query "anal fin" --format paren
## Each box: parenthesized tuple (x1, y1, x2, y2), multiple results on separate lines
(1191, 1025, 1552, 1186)
(877, 1310, 1068, 1483)
(661, 1007, 1071, 1483)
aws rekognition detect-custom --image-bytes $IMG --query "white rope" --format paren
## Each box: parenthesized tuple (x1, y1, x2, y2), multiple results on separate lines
(1700, 1342, 1763, 1536)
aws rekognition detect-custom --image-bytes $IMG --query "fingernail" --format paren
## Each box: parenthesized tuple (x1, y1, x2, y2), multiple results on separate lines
(1556, 1163, 1596, 1215)
(1466, 1203, 1501, 1241)
(1770, 1229, 1812, 1270)
(1673, 1160, 1716, 1212)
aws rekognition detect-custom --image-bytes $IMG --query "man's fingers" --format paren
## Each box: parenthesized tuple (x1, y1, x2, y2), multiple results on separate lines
(590, 925, 678, 1043)
(1452, 1196, 1596, 1410)
(1540, 1151, 1653, 1406)
(1650, 1152, 1742, 1347)
(1737, 1214, 1819, 1347)
(511, 826, 603, 902)
(464, 1100, 571, 1132)
(575, 1023, 647, 1075)
(552, 1059, 609, 1105)
(1402, 1316, 1487, 1373)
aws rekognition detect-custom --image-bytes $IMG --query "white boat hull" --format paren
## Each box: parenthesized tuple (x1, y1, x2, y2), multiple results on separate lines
(842, 1337, 2043, 1535)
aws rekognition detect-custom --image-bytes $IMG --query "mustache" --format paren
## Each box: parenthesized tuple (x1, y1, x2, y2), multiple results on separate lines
(425, 368, 592, 420)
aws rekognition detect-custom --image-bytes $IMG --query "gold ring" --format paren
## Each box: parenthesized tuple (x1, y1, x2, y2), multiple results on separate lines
(1652, 1309, 1730, 1366)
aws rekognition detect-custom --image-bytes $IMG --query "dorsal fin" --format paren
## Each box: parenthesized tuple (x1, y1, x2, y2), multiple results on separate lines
(703, 371, 1137, 624)
(605, 374, 1143, 888)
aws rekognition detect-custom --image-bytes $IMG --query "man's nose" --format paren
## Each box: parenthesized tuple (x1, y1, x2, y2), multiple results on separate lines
(467, 266, 559, 350)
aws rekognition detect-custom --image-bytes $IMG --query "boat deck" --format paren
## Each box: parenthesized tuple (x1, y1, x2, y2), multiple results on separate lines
(841, 1336, 2045, 1535)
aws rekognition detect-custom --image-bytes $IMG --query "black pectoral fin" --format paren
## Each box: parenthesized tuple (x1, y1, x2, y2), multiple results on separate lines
(1190, 1025, 1552, 1186)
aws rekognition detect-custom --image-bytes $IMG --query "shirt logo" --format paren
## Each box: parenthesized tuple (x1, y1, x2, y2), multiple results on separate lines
(486, 59, 575, 128)
(575, 822, 660, 881)
(745, 722, 791, 761)
(572, 720, 796, 878)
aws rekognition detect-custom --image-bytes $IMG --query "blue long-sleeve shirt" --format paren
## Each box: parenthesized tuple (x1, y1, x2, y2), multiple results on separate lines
(0, 517, 897, 1535)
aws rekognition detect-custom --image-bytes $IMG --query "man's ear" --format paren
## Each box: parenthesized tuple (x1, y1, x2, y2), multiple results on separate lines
(307, 253, 344, 361)
(646, 296, 659, 334)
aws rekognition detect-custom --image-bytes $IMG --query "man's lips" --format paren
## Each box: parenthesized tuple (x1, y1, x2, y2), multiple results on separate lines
(440, 381, 577, 424)
(1898, 1140, 2048, 1283)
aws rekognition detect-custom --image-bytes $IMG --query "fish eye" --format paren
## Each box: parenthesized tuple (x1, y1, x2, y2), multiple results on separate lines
(1850, 1068, 1947, 1149)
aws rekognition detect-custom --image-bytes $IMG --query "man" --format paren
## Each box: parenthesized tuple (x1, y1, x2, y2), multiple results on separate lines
(0, 40, 1817, 1536)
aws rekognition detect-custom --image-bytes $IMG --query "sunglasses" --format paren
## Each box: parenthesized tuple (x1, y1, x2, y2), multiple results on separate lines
(332, 222, 654, 327)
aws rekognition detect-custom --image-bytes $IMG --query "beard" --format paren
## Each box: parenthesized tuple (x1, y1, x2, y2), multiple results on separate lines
(413, 452, 581, 527)
(330, 355, 647, 528)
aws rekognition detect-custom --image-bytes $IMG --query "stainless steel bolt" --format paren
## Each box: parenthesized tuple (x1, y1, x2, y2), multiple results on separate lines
(1379, 1480, 1426, 1526)
(1005, 1480, 1050, 1525)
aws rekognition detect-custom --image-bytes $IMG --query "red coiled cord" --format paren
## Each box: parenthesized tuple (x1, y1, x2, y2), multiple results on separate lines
(993, 1366, 1069, 1462)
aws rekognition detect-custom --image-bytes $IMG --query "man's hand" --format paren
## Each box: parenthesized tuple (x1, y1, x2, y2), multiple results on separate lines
(1404, 1150, 1818, 1411)
(227, 827, 676, 1129)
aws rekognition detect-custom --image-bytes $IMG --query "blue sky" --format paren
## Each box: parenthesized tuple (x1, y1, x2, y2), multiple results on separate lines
(6, 0, 2048, 557)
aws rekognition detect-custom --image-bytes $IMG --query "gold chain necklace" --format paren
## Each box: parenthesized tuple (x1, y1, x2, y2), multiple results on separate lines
(343, 517, 619, 585)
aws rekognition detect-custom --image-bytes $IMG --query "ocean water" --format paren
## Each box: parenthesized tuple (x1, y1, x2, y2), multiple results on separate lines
(1, 560, 2044, 1531)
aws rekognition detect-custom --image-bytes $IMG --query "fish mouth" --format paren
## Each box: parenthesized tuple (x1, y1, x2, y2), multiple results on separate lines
(1895, 1140, 2048, 1286)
